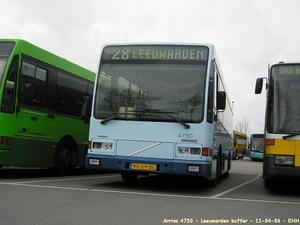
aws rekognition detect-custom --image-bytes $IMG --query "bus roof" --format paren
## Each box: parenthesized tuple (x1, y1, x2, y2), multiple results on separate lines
(0, 38, 95, 82)
(272, 61, 300, 66)
(101, 42, 215, 48)
(233, 130, 247, 137)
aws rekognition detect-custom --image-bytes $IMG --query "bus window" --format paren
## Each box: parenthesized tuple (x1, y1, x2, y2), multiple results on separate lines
(56, 71, 89, 117)
(21, 61, 47, 105)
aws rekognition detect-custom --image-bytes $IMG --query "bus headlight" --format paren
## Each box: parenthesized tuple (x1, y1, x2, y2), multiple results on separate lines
(274, 155, 294, 166)
(190, 148, 201, 155)
(93, 142, 102, 149)
(178, 147, 189, 154)
(103, 142, 113, 150)
(92, 142, 113, 150)
(178, 147, 201, 155)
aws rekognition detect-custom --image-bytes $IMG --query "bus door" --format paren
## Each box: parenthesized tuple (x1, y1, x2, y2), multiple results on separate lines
(13, 59, 54, 166)
(17, 60, 48, 136)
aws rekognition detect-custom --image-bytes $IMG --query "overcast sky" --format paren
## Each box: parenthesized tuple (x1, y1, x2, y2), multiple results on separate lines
(2, 0, 300, 134)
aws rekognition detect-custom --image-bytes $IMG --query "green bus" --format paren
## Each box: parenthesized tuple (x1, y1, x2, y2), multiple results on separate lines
(0, 39, 95, 175)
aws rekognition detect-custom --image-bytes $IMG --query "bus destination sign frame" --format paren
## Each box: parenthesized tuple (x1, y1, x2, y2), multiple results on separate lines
(102, 45, 209, 61)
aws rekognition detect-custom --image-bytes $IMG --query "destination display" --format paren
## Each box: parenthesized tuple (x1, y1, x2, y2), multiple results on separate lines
(102, 45, 208, 61)
(276, 65, 300, 75)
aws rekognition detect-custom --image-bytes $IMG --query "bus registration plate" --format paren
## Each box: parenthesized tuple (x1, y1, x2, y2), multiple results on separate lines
(131, 163, 157, 171)
(188, 165, 200, 172)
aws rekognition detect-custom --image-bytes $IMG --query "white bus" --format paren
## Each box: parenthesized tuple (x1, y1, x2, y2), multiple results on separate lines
(85, 43, 233, 187)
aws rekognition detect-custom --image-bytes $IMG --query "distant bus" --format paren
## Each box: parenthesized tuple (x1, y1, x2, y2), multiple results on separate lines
(85, 43, 233, 187)
(0, 39, 95, 175)
(249, 133, 264, 161)
(232, 130, 247, 159)
(255, 61, 300, 189)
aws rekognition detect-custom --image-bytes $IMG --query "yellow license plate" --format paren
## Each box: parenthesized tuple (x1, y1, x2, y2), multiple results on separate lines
(131, 163, 157, 171)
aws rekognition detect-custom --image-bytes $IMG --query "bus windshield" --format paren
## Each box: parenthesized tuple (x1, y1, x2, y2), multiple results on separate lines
(251, 138, 264, 152)
(268, 64, 300, 133)
(94, 45, 208, 123)
(0, 42, 15, 83)
(0, 59, 7, 82)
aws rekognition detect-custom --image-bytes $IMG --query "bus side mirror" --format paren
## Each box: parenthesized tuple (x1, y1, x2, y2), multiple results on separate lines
(81, 96, 92, 124)
(255, 78, 263, 94)
(217, 91, 226, 111)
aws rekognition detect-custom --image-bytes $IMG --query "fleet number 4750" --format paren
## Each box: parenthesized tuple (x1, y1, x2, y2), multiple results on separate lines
(178, 133, 193, 138)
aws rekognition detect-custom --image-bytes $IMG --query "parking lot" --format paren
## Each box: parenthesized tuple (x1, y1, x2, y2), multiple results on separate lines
(0, 158, 300, 225)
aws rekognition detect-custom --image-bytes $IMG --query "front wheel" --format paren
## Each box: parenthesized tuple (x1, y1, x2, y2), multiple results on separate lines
(207, 178, 217, 188)
(54, 139, 77, 176)
(222, 171, 229, 179)
(239, 150, 245, 159)
(232, 151, 237, 160)
(223, 155, 230, 179)
(265, 179, 275, 189)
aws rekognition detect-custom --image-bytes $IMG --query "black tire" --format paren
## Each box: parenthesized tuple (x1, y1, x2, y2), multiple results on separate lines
(207, 178, 217, 188)
(227, 151, 232, 171)
(265, 179, 275, 189)
(241, 150, 245, 159)
(233, 150, 237, 160)
(223, 154, 230, 179)
(54, 139, 77, 176)
(223, 171, 229, 179)
(121, 172, 138, 183)
(216, 148, 222, 177)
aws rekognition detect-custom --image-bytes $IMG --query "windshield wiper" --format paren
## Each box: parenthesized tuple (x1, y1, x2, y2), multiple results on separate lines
(282, 132, 300, 139)
(100, 112, 139, 124)
(100, 114, 122, 124)
(101, 109, 191, 129)
(134, 109, 190, 129)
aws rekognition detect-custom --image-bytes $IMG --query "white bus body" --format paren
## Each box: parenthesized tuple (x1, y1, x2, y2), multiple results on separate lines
(86, 43, 233, 187)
